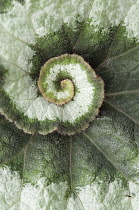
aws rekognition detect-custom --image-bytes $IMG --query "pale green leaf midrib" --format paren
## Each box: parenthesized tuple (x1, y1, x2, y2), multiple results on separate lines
(0, 53, 27, 74)
(0, 134, 33, 168)
(0, 22, 29, 46)
(22, 134, 35, 174)
(69, 137, 73, 192)
(104, 99, 139, 125)
(95, 44, 139, 71)
(105, 89, 139, 96)
(72, 0, 96, 50)
(83, 132, 129, 181)
(94, 0, 139, 72)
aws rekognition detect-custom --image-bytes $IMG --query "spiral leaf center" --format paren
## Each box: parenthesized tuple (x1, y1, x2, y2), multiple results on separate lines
(37, 54, 104, 135)
(38, 55, 77, 105)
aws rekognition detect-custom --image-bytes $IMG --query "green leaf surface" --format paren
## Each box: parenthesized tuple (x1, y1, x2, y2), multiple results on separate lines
(0, 0, 139, 209)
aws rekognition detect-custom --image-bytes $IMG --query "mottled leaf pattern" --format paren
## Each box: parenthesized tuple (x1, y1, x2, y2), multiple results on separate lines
(0, 0, 139, 209)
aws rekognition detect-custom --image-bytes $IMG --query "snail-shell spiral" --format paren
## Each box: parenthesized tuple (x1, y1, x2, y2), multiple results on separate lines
(37, 54, 104, 135)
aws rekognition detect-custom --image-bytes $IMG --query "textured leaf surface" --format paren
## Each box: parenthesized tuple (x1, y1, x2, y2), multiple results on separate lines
(0, 0, 139, 209)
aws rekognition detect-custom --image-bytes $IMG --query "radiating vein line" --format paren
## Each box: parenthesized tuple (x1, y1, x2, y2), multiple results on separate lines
(0, 149, 22, 167)
(0, 134, 34, 169)
(5, 75, 26, 82)
(127, 183, 134, 210)
(95, 0, 139, 71)
(74, 195, 86, 210)
(72, 0, 95, 50)
(16, 98, 38, 101)
(27, 12, 37, 36)
(22, 134, 35, 183)
(69, 136, 73, 193)
(0, 23, 29, 46)
(95, 44, 139, 71)
(0, 53, 28, 74)
(83, 132, 128, 181)
(104, 99, 139, 125)
(106, 89, 139, 96)
(105, 24, 122, 58)
(66, 193, 85, 210)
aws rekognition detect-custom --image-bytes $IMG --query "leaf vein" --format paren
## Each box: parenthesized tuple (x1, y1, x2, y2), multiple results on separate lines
(106, 89, 139, 96)
(83, 132, 128, 180)
(104, 99, 139, 125)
